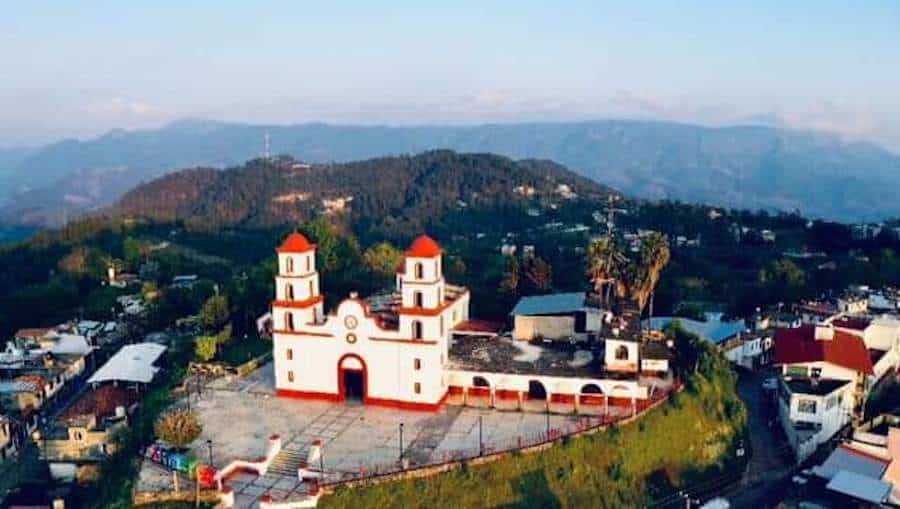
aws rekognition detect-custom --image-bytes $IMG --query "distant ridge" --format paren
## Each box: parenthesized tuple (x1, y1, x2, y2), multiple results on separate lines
(3, 119, 900, 226)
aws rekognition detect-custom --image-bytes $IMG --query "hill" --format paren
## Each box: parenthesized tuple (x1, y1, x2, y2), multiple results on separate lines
(3, 119, 899, 226)
(112, 150, 614, 238)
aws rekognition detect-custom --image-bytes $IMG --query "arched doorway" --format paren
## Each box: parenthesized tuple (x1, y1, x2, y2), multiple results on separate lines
(338, 354, 367, 404)
(527, 380, 547, 400)
(580, 384, 603, 395)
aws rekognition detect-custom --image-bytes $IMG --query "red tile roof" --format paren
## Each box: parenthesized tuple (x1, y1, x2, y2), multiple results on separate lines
(452, 319, 504, 334)
(61, 385, 139, 423)
(406, 235, 442, 258)
(276, 232, 315, 253)
(774, 324, 874, 375)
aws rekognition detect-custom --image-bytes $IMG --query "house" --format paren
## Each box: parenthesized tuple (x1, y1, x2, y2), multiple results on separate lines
(811, 415, 900, 505)
(509, 293, 603, 342)
(640, 341, 671, 373)
(87, 343, 167, 390)
(0, 377, 47, 414)
(774, 323, 875, 461)
(722, 332, 773, 370)
(644, 312, 745, 346)
(36, 385, 138, 482)
(798, 301, 839, 324)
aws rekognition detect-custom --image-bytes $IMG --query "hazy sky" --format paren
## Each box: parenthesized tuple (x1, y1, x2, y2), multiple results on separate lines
(2, 1, 899, 149)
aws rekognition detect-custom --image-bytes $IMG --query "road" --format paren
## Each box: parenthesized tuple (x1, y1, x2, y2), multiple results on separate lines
(726, 368, 795, 508)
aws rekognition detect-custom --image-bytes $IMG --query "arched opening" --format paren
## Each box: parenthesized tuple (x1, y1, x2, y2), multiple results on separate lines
(308, 280, 315, 298)
(285, 312, 294, 331)
(286, 257, 294, 274)
(415, 262, 424, 279)
(615, 345, 629, 361)
(414, 291, 424, 308)
(286, 284, 295, 301)
(338, 354, 367, 404)
(306, 255, 311, 272)
(412, 320, 424, 340)
(472, 376, 490, 388)
(527, 380, 547, 400)
(580, 384, 603, 394)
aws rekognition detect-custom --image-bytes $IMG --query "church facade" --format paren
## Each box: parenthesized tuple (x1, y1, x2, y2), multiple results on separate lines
(271, 233, 469, 411)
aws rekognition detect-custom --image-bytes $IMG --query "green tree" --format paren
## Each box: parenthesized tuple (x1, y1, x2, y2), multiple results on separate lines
(302, 219, 340, 273)
(632, 232, 671, 315)
(759, 259, 806, 302)
(523, 256, 553, 293)
(200, 294, 230, 331)
(155, 409, 202, 450)
(498, 256, 520, 296)
(363, 242, 403, 280)
(586, 236, 628, 306)
(122, 237, 143, 270)
(195, 335, 218, 361)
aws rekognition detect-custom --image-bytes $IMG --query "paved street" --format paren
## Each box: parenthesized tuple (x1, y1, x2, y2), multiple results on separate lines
(729, 368, 795, 507)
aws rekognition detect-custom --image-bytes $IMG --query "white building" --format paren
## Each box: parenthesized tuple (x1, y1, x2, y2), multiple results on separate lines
(271, 233, 670, 415)
(272, 233, 469, 411)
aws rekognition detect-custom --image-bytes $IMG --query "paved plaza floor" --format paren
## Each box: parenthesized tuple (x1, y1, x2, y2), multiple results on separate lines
(139, 362, 621, 508)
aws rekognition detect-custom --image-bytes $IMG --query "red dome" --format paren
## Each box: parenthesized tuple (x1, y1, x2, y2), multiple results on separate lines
(276, 232, 315, 253)
(405, 234, 443, 257)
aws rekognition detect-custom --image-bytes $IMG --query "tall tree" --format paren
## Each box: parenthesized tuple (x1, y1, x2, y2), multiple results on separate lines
(632, 232, 671, 315)
(523, 256, 553, 293)
(499, 256, 520, 296)
(586, 236, 628, 305)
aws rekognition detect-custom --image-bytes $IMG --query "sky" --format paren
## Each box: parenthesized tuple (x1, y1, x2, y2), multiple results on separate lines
(1, 1, 899, 149)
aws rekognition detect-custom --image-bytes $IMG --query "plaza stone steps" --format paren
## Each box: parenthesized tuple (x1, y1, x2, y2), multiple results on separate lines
(266, 447, 308, 477)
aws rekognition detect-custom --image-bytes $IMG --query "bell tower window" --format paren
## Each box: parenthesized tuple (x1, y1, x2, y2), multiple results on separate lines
(286, 284, 294, 301)
(414, 291, 424, 308)
(286, 312, 295, 331)
(286, 257, 294, 274)
(412, 320, 423, 340)
(415, 262, 424, 280)
(306, 255, 311, 272)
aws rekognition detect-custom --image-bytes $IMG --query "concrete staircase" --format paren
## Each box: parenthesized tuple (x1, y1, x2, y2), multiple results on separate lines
(266, 446, 307, 477)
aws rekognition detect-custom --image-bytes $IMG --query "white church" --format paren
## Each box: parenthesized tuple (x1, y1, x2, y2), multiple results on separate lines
(272, 233, 469, 411)
(271, 232, 670, 414)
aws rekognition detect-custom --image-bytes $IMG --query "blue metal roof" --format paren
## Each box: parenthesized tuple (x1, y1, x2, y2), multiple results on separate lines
(510, 292, 587, 316)
(644, 312, 745, 344)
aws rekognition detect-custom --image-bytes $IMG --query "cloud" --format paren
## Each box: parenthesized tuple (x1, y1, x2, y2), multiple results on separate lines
(89, 96, 159, 117)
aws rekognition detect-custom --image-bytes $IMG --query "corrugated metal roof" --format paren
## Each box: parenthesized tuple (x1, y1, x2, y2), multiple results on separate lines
(510, 292, 587, 316)
(827, 470, 890, 503)
(87, 343, 167, 384)
(644, 313, 745, 344)
(812, 444, 889, 480)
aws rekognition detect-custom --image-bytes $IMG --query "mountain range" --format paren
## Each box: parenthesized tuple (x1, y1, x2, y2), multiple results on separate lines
(2, 118, 899, 226)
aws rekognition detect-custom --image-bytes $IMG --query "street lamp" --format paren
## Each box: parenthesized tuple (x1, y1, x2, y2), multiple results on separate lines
(206, 439, 213, 466)
(478, 415, 483, 456)
(399, 423, 404, 463)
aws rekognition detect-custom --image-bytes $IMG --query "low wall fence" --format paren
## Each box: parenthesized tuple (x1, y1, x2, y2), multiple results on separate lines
(319, 381, 680, 493)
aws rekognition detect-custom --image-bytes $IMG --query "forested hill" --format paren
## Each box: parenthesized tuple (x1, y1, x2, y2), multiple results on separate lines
(6, 119, 900, 227)
(113, 150, 615, 238)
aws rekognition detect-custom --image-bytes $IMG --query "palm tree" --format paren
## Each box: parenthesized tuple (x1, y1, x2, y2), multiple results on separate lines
(586, 236, 628, 306)
(632, 232, 671, 316)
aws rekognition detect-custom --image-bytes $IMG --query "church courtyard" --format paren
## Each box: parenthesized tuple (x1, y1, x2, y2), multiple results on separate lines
(138, 362, 617, 508)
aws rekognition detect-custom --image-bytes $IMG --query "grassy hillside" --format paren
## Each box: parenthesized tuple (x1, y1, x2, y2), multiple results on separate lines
(321, 336, 747, 509)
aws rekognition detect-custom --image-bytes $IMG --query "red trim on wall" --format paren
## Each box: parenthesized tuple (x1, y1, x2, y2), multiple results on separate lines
(495, 389, 521, 400)
(368, 337, 439, 345)
(273, 329, 334, 338)
(365, 390, 448, 412)
(448, 386, 464, 395)
(550, 393, 576, 403)
(276, 389, 340, 402)
(580, 394, 606, 406)
(273, 295, 324, 309)
(468, 386, 491, 396)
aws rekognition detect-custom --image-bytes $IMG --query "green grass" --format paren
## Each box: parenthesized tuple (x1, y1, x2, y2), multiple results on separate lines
(321, 350, 746, 509)
(219, 336, 270, 366)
